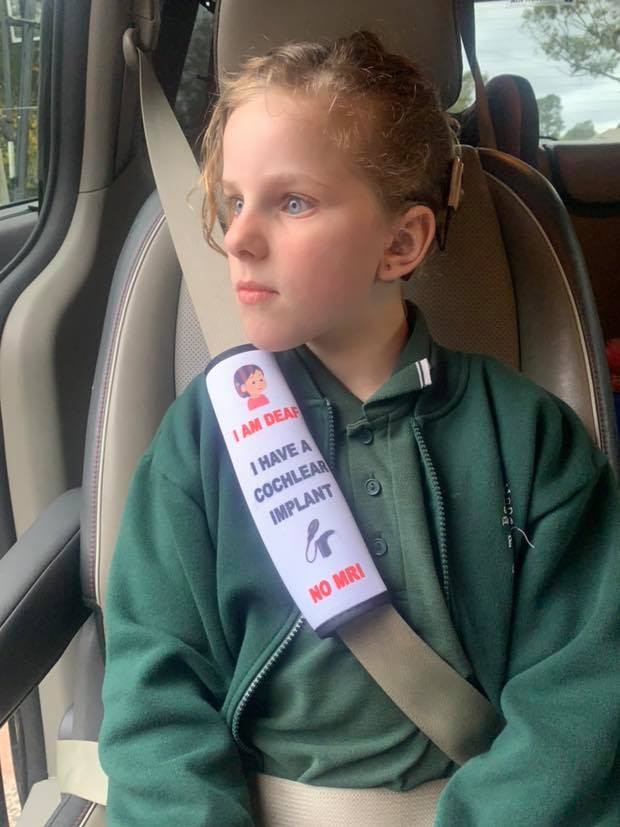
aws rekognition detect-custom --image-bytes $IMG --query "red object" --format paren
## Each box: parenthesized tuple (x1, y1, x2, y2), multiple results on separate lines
(248, 394, 269, 410)
(605, 339, 620, 392)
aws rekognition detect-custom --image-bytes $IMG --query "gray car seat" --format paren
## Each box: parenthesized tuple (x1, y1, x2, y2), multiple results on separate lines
(2, 0, 617, 824)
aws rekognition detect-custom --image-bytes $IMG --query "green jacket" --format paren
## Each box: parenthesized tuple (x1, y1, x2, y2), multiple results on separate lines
(100, 339, 620, 826)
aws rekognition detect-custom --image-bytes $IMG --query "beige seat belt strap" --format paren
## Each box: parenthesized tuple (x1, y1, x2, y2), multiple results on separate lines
(123, 30, 245, 357)
(251, 773, 446, 827)
(338, 604, 502, 765)
(56, 740, 108, 806)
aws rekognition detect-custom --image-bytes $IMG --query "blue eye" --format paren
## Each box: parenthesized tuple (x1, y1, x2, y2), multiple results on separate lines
(230, 197, 243, 216)
(285, 195, 311, 215)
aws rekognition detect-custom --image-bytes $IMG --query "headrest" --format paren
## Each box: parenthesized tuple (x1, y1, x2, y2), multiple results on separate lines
(214, 0, 462, 110)
(457, 74, 540, 170)
(487, 75, 539, 169)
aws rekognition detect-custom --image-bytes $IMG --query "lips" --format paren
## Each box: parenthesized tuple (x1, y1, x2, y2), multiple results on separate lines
(235, 280, 278, 305)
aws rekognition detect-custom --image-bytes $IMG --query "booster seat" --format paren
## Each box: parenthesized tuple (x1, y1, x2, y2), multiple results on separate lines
(0, 0, 616, 824)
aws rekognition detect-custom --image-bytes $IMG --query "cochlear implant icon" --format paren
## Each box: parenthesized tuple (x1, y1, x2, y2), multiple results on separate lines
(305, 519, 336, 563)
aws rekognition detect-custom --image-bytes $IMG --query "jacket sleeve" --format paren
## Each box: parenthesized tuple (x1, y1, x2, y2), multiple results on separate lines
(436, 402, 620, 826)
(99, 453, 255, 827)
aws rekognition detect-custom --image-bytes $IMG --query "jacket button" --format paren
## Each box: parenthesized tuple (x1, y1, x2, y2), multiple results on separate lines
(365, 478, 382, 496)
(358, 428, 373, 445)
(372, 537, 388, 556)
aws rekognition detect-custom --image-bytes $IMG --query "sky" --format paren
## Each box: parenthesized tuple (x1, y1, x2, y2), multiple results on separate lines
(473, 1, 619, 135)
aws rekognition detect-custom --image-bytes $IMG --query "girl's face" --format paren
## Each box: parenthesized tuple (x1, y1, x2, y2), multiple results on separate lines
(221, 89, 400, 353)
(241, 370, 266, 397)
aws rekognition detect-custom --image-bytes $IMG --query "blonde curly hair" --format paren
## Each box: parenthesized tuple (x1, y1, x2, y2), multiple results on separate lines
(201, 30, 458, 253)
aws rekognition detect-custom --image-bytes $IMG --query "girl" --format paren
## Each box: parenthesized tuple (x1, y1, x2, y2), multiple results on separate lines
(100, 31, 620, 826)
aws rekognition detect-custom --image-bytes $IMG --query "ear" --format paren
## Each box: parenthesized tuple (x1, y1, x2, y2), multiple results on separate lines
(377, 205, 436, 282)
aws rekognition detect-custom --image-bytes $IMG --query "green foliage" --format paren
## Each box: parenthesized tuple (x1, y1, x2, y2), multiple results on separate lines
(562, 119, 596, 139)
(0, 9, 41, 203)
(537, 93, 564, 138)
(523, 0, 620, 82)
(448, 70, 489, 113)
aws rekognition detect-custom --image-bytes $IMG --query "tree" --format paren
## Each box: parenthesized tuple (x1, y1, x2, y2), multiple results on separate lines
(523, 0, 620, 83)
(0, 8, 41, 203)
(448, 70, 489, 113)
(537, 93, 564, 138)
(562, 119, 596, 139)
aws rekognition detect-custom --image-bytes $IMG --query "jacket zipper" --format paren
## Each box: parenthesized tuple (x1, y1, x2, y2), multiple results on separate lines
(231, 615, 305, 753)
(412, 420, 451, 606)
(325, 398, 336, 468)
(231, 401, 335, 753)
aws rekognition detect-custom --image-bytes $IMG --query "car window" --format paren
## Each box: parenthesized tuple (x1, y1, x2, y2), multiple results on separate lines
(175, 1, 214, 148)
(0, 0, 42, 207)
(0, 6, 45, 822)
(0, 717, 19, 826)
(463, 0, 619, 141)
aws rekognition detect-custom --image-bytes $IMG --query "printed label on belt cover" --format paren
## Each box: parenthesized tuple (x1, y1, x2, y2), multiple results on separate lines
(205, 346, 388, 635)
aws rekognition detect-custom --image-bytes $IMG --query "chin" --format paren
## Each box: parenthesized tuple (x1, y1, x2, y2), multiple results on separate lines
(243, 322, 306, 353)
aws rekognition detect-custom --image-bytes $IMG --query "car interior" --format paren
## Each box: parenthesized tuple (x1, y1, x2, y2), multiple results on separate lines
(0, 0, 618, 825)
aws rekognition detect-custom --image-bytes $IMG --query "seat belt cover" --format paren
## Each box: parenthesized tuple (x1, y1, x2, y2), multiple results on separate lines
(206, 346, 388, 637)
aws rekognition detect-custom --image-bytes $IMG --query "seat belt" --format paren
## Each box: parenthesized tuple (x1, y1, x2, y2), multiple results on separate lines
(457, 0, 497, 149)
(121, 29, 245, 356)
(251, 773, 446, 827)
(339, 604, 501, 764)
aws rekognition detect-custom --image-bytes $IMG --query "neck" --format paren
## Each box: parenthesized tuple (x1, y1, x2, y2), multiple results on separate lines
(307, 301, 408, 401)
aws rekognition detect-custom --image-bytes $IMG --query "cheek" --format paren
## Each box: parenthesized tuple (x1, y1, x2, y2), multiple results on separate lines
(285, 218, 382, 287)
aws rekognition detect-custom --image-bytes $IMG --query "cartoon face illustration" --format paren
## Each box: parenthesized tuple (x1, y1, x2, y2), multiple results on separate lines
(234, 364, 269, 410)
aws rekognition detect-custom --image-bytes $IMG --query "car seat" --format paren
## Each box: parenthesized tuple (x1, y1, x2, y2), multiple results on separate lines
(457, 73, 540, 169)
(2, 0, 617, 824)
(539, 140, 620, 346)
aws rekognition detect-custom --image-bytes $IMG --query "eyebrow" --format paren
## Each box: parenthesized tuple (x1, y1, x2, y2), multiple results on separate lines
(221, 172, 330, 191)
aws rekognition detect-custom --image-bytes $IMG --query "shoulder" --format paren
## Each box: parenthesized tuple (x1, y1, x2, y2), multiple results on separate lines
(465, 350, 560, 408)
(441, 346, 592, 436)
(432, 345, 606, 475)
(429, 348, 617, 535)
(458, 350, 609, 495)
(467, 351, 596, 442)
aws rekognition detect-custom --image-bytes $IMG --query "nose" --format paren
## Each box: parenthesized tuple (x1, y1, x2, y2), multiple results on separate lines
(224, 206, 268, 260)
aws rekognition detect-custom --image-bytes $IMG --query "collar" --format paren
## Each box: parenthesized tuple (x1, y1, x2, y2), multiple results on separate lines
(277, 303, 439, 429)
